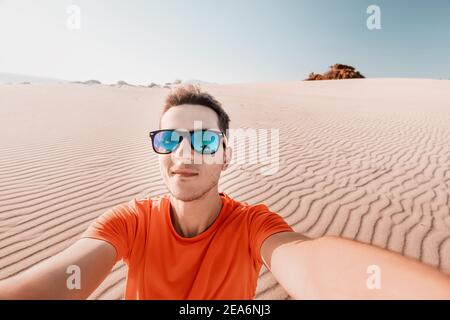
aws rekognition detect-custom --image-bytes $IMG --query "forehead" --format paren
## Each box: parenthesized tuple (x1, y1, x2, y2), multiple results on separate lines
(160, 104, 221, 131)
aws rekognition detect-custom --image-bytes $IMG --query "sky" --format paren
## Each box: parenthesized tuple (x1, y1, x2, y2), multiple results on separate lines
(0, 0, 449, 84)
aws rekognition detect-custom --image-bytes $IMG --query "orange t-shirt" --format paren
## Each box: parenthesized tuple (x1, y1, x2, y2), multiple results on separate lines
(81, 192, 293, 299)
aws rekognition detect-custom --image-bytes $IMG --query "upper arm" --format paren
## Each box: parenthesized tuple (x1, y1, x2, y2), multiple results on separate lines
(261, 231, 310, 270)
(248, 205, 294, 266)
(1, 238, 117, 300)
(80, 199, 140, 263)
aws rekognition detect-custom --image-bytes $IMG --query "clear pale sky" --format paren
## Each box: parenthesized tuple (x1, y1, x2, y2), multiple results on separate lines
(0, 0, 449, 84)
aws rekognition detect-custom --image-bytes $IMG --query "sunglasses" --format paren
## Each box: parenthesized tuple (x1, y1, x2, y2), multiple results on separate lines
(149, 129, 225, 155)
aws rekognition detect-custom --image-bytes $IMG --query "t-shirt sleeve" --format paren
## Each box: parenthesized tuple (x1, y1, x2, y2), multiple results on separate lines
(80, 198, 139, 263)
(248, 204, 294, 266)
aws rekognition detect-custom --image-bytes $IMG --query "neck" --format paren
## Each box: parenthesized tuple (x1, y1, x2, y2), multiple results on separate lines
(169, 188, 223, 238)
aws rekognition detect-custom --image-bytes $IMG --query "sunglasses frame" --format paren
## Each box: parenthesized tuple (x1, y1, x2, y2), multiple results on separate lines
(149, 129, 226, 155)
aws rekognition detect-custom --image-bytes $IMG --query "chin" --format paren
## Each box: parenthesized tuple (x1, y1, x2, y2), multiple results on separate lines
(169, 183, 212, 202)
(170, 190, 202, 202)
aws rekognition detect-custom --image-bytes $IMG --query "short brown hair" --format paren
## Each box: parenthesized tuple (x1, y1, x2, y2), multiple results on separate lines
(161, 85, 230, 136)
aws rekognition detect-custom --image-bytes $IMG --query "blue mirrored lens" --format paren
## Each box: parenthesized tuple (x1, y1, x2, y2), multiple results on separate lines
(192, 131, 220, 154)
(154, 131, 181, 153)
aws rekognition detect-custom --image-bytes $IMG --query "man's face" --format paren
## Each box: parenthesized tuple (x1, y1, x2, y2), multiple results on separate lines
(158, 104, 231, 201)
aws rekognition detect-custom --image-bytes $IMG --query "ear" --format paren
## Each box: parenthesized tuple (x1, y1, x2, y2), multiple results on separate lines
(222, 145, 232, 171)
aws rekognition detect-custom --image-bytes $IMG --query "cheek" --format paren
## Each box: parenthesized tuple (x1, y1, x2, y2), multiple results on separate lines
(159, 156, 171, 175)
(201, 165, 223, 181)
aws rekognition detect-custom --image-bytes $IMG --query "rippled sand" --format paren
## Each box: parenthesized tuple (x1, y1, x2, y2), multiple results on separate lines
(1, 79, 449, 299)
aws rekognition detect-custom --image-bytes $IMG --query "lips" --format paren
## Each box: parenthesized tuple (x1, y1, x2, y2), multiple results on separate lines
(171, 169, 199, 177)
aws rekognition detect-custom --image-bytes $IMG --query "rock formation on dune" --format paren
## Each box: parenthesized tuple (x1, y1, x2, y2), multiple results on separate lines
(306, 64, 365, 80)
(117, 80, 133, 87)
(162, 80, 184, 88)
(73, 79, 101, 85)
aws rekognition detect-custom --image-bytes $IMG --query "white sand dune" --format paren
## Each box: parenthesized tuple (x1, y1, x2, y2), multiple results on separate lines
(0, 79, 449, 299)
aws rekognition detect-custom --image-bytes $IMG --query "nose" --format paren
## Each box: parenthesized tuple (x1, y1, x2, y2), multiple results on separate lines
(172, 136, 194, 164)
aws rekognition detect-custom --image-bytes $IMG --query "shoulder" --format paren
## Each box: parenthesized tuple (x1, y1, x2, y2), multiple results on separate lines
(130, 194, 161, 211)
(221, 193, 278, 222)
(129, 193, 170, 216)
(103, 193, 169, 221)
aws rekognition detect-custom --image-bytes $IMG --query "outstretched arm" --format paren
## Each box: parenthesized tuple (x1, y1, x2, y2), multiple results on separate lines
(0, 238, 117, 300)
(261, 232, 450, 299)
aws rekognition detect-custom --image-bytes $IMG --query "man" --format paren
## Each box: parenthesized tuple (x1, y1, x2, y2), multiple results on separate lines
(0, 85, 449, 300)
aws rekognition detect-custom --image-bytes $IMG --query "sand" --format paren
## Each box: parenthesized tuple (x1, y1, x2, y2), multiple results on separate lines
(0, 79, 449, 299)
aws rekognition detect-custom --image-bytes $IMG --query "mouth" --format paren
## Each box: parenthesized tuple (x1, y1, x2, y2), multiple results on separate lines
(170, 170, 199, 179)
